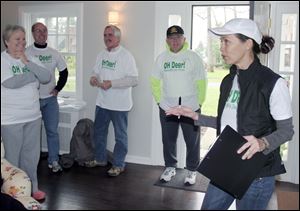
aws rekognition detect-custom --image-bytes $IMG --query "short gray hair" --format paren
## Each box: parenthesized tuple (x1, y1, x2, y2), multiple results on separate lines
(105, 25, 121, 40)
(2, 24, 25, 48)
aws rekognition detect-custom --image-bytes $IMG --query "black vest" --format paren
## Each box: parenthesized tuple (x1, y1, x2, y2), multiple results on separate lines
(217, 57, 285, 177)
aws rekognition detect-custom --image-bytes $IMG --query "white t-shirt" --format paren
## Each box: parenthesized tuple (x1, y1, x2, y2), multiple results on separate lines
(92, 46, 138, 111)
(1, 51, 41, 125)
(221, 76, 293, 132)
(153, 49, 206, 111)
(26, 45, 67, 99)
(221, 75, 239, 132)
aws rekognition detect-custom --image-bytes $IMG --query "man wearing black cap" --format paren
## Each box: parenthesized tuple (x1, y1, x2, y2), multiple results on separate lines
(151, 25, 207, 185)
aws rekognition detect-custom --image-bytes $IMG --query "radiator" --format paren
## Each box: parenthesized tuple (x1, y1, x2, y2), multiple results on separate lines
(41, 99, 86, 154)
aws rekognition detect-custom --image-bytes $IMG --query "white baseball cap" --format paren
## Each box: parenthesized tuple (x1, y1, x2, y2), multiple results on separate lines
(208, 18, 262, 45)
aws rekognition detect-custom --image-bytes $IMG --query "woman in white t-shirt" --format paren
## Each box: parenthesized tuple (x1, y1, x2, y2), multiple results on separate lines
(1, 25, 50, 201)
(165, 18, 294, 210)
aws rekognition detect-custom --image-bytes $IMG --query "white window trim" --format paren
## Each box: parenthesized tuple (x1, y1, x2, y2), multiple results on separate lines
(18, 3, 83, 100)
(268, 1, 299, 184)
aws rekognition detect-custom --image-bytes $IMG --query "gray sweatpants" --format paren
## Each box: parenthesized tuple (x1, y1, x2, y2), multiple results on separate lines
(1, 118, 41, 193)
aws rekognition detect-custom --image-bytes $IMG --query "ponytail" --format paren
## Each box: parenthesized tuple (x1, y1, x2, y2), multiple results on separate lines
(260, 36, 275, 54)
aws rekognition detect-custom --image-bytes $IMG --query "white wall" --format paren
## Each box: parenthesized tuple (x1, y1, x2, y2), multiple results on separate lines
(1, 1, 156, 165)
(1, 1, 19, 51)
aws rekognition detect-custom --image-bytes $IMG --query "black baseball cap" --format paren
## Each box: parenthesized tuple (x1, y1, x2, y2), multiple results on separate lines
(166, 25, 184, 37)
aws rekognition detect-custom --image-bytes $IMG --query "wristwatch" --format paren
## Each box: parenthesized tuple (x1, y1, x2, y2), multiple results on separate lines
(259, 137, 270, 151)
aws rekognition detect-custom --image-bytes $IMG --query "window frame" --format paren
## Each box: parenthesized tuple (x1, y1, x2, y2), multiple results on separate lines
(18, 3, 83, 100)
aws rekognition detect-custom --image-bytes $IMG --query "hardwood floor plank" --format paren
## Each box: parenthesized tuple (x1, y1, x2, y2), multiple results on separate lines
(37, 157, 298, 210)
(38, 158, 204, 210)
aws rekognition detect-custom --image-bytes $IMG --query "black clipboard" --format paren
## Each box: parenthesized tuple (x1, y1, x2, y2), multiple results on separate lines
(198, 125, 268, 199)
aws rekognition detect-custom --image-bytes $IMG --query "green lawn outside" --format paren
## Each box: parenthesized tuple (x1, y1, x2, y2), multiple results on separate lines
(202, 68, 229, 116)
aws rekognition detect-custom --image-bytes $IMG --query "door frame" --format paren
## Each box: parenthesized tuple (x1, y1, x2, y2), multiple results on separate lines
(268, 1, 299, 184)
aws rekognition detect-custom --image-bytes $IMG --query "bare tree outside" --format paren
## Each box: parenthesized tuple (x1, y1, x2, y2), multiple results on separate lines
(191, 5, 250, 157)
(192, 5, 249, 72)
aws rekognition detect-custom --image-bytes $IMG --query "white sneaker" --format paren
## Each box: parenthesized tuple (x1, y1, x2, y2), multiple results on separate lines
(48, 161, 63, 173)
(160, 167, 176, 182)
(184, 170, 197, 185)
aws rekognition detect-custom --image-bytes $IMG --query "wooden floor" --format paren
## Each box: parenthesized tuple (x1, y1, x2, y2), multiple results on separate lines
(276, 182, 299, 210)
(37, 157, 204, 210)
(37, 156, 299, 210)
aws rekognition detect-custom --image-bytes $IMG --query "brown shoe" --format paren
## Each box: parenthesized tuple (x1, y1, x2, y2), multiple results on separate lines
(107, 166, 125, 177)
(84, 160, 107, 167)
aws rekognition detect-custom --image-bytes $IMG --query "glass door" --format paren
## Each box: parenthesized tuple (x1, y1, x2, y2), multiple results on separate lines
(269, 2, 299, 184)
(191, 4, 250, 158)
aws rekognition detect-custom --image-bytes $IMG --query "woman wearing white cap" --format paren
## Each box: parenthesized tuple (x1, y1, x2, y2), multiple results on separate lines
(165, 18, 294, 210)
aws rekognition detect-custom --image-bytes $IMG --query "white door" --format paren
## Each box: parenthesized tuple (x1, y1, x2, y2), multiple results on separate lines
(268, 1, 299, 184)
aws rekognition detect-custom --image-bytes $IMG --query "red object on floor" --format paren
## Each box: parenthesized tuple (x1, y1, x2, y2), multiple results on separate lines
(32, 190, 46, 201)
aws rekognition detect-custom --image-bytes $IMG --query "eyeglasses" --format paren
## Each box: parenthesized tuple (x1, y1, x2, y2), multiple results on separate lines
(34, 29, 48, 34)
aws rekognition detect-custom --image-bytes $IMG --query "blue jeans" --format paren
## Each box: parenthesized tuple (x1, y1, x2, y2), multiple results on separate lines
(40, 96, 60, 164)
(201, 176, 275, 210)
(94, 106, 128, 168)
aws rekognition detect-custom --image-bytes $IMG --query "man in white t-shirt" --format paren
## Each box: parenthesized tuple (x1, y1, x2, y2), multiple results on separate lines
(87, 25, 138, 177)
(26, 22, 68, 173)
(151, 25, 207, 185)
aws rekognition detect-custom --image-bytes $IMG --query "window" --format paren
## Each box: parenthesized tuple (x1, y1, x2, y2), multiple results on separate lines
(191, 4, 250, 157)
(192, 5, 250, 78)
(19, 3, 83, 99)
(277, 13, 298, 161)
(34, 16, 77, 94)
